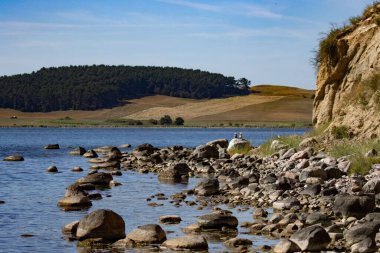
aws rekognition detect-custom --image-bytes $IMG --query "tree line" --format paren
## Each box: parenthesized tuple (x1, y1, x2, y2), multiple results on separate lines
(0, 65, 250, 112)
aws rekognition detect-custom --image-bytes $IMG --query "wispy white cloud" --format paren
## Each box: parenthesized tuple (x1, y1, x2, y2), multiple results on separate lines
(186, 27, 319, 40)
(158, 0, 283, 19)
(157, 0, 220, 12)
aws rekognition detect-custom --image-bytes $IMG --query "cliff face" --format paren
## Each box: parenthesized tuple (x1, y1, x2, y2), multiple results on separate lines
(313, 4, 380, 139)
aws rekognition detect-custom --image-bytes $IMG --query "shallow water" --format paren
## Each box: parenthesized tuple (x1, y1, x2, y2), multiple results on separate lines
(0, 127, 308, 252)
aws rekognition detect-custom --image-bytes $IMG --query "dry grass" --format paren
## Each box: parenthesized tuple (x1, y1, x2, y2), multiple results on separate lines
(0, 85, 314, 126)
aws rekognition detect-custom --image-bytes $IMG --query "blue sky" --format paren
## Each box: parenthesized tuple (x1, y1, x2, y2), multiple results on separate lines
(0, 0, 375, 89)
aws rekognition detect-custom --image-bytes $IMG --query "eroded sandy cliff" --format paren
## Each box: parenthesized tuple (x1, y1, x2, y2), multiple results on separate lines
(313, 3, 380, 139)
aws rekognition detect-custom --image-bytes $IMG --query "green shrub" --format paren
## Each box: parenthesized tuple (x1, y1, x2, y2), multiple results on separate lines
(331, 125, 350, 139)
(258, 135, 303, 157)
(159, 115, 172, 125)
(135, 120, 143, 125)
(313, 26, 342, 69)
(149, 119, 158, 125)
(174, 117, 184, 125)
(376, 16, 380, 26)
(349, 16, 362, 25)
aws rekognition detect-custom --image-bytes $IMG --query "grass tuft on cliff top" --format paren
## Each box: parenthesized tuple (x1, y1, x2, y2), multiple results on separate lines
(313, 1, 380, 69)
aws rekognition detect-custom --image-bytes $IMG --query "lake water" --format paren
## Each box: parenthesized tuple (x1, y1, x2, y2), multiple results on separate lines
(0, 127, 308, 253)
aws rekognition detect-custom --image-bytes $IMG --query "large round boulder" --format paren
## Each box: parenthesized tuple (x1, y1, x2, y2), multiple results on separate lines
(194, 178, 219, 196)
(227, 138, 251, 153)
(289, 225, 331, 252)
(76, 209, 125, 241)
(158, 163, 191, 182)
(193, 144, 219, 159)
(344, 222, 380, 253)
(162, 235, 208, 250)
(126, 224, 166, 244)
(333, 193, 375, 218)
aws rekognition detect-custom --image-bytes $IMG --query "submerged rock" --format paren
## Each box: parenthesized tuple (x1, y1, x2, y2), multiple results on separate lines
(162, 235, 208, 250)
(69, 147, 86, 156)
(77, 172, 113, 186)
(3, 155, 24, 161)
(44, 144, 59, 149)
(46, 166, 58, 173)
(159, 215, 182, 224)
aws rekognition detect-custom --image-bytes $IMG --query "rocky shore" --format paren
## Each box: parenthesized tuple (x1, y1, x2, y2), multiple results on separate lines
(18, 137, 380, 252)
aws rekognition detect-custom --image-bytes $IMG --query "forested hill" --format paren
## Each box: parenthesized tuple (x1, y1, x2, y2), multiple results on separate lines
(0, 65, 250, 112)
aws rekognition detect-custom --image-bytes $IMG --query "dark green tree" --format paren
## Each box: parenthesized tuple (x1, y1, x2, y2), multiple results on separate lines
(0, 65, 250, 112)
(174, 117, 184, 125)
(149, 119, 158, 125)
(159, 115, 172, 125)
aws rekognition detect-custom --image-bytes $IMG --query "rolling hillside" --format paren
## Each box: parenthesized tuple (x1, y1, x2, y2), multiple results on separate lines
(0, 85, 314, 126)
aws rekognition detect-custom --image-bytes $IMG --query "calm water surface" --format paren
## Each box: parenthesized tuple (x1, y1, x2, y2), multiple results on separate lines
(0, 128, 308, 253)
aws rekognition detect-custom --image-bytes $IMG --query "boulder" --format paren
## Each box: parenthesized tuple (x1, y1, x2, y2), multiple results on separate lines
(195, 161, 214, 173)
(3, 155, 24, 161)
(46, 166, 58, 173)
(270, 140, 288, 151)
(58, 195, 92, 209)
(344, 222, 380, 253)
(299, 167, 327, 182)
(133, 143, 156, 156)
(62, 220, 80, 235)
(274, 239, 301, 253)
(280, 148, 296, 160)
(159, 215, 182, 224)
(194, 178, 219, 196)
(333, 193, 375, 218)
(162, 235, 208, 250)
(76, 209, 125, 241)
(224, 238, 252, 247)
(227, 138, 251, 153)
(77, 172, 113, 186)
(193, 144, 219, 159)
(363, 178, 380, 194)
(197, 211, 238, 229)
(305, 212, 331, 226)
(126, 224, 166, 244)
(44, 144, 59, 149)
(325, 166, 343, 179)
(158, 163, 190, 182)
(299, 137, 317, 149)
(300, 184, 321, 196)
(72, 166, 83, 172)
(83, 150, 98, 158)
(119, 144, 131, 148)
(273, 198, 300, 211)
(207, 139, 228, 148)
(69, 147, 86, 156)
(290, 225, 331, 251)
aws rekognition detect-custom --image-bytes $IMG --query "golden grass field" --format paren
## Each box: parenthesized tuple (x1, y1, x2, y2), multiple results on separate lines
(0, 85, 314, 127)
